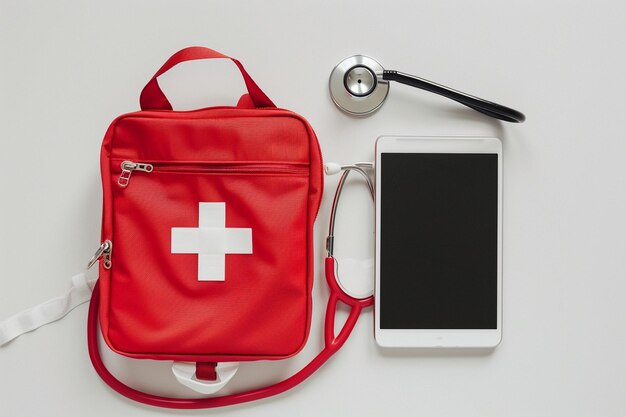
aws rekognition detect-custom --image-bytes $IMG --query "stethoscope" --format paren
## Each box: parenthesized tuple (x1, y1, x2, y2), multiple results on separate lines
(329, 55, 525, 122)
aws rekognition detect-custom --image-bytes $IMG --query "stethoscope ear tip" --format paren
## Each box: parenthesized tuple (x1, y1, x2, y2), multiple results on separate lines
(324, 162, 342, 175)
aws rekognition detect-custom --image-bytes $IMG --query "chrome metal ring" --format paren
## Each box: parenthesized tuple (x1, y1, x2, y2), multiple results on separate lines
(329, 55, 389, 116)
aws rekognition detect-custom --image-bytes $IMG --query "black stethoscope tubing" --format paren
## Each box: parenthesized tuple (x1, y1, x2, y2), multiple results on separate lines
(382, 70, 525, 123)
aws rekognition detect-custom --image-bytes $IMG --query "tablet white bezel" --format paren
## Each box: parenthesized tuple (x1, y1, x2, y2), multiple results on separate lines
(374, 136, 502, 348)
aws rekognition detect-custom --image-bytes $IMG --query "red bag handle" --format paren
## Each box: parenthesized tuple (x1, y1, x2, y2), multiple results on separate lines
(139, 46, 276, 110)
(87, 258, 373, 409)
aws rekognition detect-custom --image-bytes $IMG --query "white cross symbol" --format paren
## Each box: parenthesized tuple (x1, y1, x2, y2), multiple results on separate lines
(171, 202, 253, 281)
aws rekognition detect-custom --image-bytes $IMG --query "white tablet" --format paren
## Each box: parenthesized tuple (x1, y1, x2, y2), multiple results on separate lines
(374, 136, 502, 348)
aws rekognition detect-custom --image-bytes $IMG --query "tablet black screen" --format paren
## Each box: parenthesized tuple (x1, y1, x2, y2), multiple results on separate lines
(380, 153, 498, 329)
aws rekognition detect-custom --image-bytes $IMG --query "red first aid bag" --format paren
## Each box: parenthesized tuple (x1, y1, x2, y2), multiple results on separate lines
(89, 46, 324, 375)
(95, 47, 323, 365)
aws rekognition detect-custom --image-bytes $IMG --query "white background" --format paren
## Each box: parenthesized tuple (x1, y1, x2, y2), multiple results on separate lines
(1, 1, 625, 416)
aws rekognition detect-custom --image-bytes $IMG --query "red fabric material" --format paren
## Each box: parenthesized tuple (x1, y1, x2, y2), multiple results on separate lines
(139, 46, 275, 110)
(97, 49, 323, 363)
(196, 362, 218, 381)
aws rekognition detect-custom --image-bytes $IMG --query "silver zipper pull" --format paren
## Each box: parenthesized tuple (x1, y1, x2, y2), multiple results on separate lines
(118, 161, 153, 187)
(87, 240, 113, 270)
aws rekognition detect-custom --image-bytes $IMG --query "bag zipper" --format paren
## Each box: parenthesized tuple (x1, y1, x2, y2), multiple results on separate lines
(87, 240, 113, 270)
(118, 162, 154, 187)
(116, 160, 309, 188)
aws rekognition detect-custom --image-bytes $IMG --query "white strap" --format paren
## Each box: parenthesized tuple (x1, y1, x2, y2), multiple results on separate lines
(0, 268, 98, 346)
(172, 362, 240, 394)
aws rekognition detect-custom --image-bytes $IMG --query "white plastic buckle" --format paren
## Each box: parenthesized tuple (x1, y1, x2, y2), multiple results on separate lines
(171, 361, 239, 394)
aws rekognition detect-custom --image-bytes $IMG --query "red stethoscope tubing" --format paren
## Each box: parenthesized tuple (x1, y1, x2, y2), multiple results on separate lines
(87, 257, 372, 409)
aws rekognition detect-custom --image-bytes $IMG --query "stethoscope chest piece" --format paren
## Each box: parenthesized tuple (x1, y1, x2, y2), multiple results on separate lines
(329, 55, 389, 116)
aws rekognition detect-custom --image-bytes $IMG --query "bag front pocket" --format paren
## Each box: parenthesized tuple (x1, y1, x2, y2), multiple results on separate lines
(104, 159, 312, 360)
